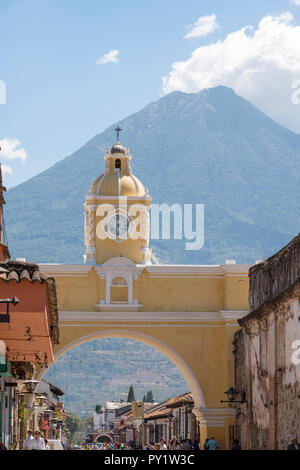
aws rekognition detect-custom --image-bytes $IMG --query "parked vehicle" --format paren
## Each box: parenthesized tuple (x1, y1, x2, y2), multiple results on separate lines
(46, 439, 64, 450)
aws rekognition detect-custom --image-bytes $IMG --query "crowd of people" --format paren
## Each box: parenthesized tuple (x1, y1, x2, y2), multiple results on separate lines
(86, 436, 226, 451)
(2, 431, 300, 450)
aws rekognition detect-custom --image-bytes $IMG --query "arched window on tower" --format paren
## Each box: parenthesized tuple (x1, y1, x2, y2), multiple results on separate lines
(115, 159, 121, 170)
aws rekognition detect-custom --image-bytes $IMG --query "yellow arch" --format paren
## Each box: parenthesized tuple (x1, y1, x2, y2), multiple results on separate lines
(38, 329, 206, 409)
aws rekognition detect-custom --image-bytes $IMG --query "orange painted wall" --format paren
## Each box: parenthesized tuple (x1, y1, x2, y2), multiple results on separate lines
(0, 279, 54, 363)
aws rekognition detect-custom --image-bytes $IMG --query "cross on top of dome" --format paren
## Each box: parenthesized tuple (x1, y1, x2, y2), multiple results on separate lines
(115, 126, 122, 141)
(110, 126, 128, 155)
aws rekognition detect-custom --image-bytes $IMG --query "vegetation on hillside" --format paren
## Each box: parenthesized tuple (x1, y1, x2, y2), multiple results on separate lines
(44, 338, 188, 416)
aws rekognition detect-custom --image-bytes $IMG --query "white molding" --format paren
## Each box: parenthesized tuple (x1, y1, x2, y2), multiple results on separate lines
(197, 408, 236, 428)
(94, 304, 143, 312)
(58, 310, 248, 322)
(220, 310, 249, 321)
(59, 324, 230, 328)
(38, 264, 91, 275)
(38, 263, 250, 278)
(146, 264, 250, 278)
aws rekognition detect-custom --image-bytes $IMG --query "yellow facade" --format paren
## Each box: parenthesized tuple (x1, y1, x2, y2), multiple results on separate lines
(39, 139, 250, 449)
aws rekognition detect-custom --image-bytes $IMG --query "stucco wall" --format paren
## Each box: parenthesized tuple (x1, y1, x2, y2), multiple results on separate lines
(235, 292, 300, 449)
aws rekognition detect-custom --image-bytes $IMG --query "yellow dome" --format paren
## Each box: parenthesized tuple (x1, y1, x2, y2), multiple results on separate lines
(89, 172, 146, 197)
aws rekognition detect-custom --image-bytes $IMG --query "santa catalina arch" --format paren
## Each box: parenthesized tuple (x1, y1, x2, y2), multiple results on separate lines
(39, 137, 250, 449)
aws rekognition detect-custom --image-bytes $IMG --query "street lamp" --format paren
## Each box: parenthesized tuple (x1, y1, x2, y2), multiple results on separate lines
(23, 379, 40, 394)
(35, 394, 48, 407)
(220, 387, 247, 405)
(0, 296, 20, 323)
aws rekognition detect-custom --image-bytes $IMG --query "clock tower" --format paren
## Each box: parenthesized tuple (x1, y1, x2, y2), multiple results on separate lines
(84, 132, 152, 265)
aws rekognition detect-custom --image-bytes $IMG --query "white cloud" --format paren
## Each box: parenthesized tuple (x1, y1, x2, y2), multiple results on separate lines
(291, 0, 300, 5)
(184, 14, 219, 39)
(2, 165, 12, 175)
(97, 49, 120, 65)
(163, 12, 300, 133)
(0, 138, 27, 162)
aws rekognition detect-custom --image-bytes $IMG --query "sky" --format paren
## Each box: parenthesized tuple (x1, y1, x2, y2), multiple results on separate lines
(1, 0, 300, 187)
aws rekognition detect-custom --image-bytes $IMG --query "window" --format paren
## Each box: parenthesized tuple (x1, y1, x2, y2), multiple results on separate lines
(115, 159, 121, 170)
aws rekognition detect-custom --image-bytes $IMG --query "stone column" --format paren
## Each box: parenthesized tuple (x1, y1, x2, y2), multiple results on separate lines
(193, 407, 235, 450)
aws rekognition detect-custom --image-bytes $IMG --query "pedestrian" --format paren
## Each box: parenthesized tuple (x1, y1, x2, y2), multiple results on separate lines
(0, 440, 7, 450)
(232, 439, 241, 450)
(32, 430, 45, 450)
(154, 443, 160, 450)
(23, 429, 35, 450)
(160, 438, 167, 450)
(44, 439, 50, 451)
(192, 439, 200, 450)
(91, 442, 98, 450)
(180, 439, 193, 450)
(206, 436, 218, 450)
(169, 437, 180, 450)
(10, 435, 18, 450)
(288, 438, 300, 450)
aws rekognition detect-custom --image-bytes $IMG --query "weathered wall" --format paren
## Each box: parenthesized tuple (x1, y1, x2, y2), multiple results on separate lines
(235, 288, 300, 449)
(249, 234, 300, 311)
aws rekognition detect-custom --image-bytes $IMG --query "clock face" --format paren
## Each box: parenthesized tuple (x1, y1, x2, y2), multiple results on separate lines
(106, 213, 130, 239)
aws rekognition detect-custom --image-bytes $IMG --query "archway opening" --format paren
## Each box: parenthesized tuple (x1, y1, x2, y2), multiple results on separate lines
(44, 337, 189, 415)
(39, 330, 205, 447)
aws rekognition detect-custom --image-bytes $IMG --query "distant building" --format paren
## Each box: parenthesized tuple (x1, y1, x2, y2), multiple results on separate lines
(144, 393, 197, 445)
(34, 380, 66, 442)
(115, 392, 198, 446)
(235, 234, 300, 450)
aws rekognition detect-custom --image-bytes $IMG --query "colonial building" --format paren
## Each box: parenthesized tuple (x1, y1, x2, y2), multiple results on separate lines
(33, 380, 66, 442)
(235, 234, 300, 450)
(144, 393, 197, 445)
(38, 133, 250, 449)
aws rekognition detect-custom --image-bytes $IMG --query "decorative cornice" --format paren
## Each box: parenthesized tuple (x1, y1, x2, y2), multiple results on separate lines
(58, 310, 248, 322)
(193, 407, 236, 427)
(220, 310, 249, 321)
(146, 264, 250, 278)
(94, 303, 143, 312)
(39, 264, 91, 276)
(38, 263, 250, 279)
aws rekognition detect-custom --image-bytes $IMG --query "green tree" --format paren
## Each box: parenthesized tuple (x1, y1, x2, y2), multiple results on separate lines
(81, 415, 94, 434)
(127, 385, 135, 402)
(143, 390, 154, 402)
(95, 404, 102, 414)
(66, 413, 81, 445)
